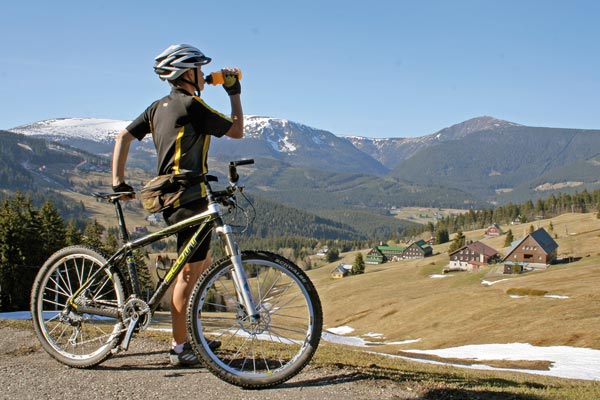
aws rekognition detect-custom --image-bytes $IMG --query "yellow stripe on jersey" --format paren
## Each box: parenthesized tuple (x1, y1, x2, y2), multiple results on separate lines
(193, 96, 233, 123)
(173, 126, 185, 174)
(172, 126, 185, 208)
(200, 135, 211, 197)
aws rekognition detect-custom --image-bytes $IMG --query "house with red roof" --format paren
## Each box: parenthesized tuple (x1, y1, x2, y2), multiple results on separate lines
(448, 241, 501, 272)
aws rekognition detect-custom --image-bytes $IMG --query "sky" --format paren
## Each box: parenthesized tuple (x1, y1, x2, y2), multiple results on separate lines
(1, 1, 599, 138)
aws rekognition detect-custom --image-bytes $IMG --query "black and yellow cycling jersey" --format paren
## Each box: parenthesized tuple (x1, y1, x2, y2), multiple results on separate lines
(127, 87, 233, 207)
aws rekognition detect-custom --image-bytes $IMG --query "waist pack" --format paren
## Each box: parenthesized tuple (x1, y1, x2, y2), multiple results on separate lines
(140, 174, 186, 213)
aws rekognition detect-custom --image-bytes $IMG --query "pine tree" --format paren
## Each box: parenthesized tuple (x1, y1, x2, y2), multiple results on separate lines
(65, 219, 83, 245)
(326, 248, 339, 263)
(504, 229, 514, 247)
(434, 226, 449, 244)
(38, 201, 66, 257)
(0, 194, 45, 310)
(82, 219, 104, 249)
(352, 252, 365, 275)
(448, 230, 465, 253)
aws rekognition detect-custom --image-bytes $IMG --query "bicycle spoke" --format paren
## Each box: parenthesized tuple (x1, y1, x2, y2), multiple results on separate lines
(32, 247, 125, 367)
(188, 252, 322, 388)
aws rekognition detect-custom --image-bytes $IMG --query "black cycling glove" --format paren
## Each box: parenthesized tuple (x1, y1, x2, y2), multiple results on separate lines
(223, 73, 241, 96)
(112, 182, 134, 193)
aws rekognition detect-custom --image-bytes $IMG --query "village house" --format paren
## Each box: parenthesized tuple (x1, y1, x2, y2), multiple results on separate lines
(485, 223, 503, 237)
(330, 264, 352, 279)
(365, 240, 432, 264)
(448, 241, 501, 272)
(502, 227, 558, 273)
(366, 245, 404, 264)
(403, 239, 433, 259)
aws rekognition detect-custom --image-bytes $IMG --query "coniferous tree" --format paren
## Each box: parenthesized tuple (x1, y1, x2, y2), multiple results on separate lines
(435, 227, 449, 245)
(38, 201, 66, 257)
(448, 230, 465, 253)
(82, 219, 104, 249)
(65, 219, 83, 245)
(326, 248, 339, 263)
(504, 229, 514, 247)
(352, 252, 365, 275)
(0, 194, 46, 310)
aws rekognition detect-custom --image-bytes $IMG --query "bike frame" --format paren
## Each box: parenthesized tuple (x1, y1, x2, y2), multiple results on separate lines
(69, 181, 259, 347)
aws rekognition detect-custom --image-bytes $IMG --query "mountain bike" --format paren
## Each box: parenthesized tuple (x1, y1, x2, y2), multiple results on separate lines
(30, 159, 323, 389)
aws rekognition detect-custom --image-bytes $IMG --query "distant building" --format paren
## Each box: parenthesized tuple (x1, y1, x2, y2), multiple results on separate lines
(134, 226, 148, 234)
(485, 223, 503, 237)
(502, 228, 558, 273)
(365, 240, 432, 264)
(330, 264, 352, 279)
(366, 245, 404, 264)
(403, 240, 433, 259)
(316, 248, 328, 257)
(448, 241, 501, 272)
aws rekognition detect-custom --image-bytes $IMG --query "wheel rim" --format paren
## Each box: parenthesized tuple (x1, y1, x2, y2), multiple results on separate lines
(193, 258, 318, 379)
(35, 254, 123, 361)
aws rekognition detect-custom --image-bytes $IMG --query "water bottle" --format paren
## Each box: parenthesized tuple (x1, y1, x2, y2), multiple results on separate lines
(205, 69, 242, 85)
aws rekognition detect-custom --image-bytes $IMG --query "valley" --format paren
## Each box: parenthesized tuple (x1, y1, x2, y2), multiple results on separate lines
(309, 211, 600, 357)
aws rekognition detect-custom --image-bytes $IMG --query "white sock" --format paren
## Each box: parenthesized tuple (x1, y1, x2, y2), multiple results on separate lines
(172, 342, 185, 353)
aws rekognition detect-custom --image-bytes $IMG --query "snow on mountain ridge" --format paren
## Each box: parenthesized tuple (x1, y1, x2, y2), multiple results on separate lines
(9, 117, 130, 143)
(244, 115, 328, 154)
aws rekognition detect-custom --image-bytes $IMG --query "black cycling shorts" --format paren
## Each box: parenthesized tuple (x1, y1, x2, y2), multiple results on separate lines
(162, 198, 211, 263)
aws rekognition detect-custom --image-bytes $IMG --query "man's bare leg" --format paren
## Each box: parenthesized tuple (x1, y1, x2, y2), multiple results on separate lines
(171, 254, 211, 345)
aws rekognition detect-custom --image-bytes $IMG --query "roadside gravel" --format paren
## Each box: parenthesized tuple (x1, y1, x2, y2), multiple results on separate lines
(0, 324, 418, 400)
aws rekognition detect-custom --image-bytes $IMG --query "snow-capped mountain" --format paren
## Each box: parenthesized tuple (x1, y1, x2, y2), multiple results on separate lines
(209, 115, 388, 175)
(9, 117, 129, 143)
(7, 115, 523, 175)
(8, 115, 388, 175)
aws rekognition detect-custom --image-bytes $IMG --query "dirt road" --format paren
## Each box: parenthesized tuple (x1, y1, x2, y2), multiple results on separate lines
(0, 323, 417, 400)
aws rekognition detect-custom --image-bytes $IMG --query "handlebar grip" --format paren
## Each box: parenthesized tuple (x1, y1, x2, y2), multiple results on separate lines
(232, 159, 254, 166)
(228, 164, 239, 183)
(228, 159, 254, 183)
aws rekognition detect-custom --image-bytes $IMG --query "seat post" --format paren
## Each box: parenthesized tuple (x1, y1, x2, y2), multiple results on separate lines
(112, 199, 130, 243)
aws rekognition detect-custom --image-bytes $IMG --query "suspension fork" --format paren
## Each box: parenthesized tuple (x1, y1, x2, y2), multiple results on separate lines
(215, 224, 260, 320)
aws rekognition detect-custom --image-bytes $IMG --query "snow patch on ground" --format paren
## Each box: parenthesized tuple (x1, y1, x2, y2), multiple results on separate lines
(326, 326, 355, 335)
(401, 343, 600, 381)
(481, 278, 513, 286)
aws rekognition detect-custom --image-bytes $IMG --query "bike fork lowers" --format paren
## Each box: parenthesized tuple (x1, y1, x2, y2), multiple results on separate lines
(215, 225, 260, 320)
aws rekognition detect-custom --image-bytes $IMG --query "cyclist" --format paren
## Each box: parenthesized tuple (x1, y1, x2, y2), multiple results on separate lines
(111, 43, 243, 366)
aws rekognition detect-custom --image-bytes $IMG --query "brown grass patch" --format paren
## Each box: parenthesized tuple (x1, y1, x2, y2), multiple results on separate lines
(397, 351, 553, 371)
(506, 287, 549, 297)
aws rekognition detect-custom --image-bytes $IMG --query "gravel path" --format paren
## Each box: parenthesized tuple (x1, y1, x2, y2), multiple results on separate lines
(0, 324, 418, 400)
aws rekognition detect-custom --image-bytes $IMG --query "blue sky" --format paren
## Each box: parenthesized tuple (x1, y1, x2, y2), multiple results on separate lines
(1, 1, 598, 138)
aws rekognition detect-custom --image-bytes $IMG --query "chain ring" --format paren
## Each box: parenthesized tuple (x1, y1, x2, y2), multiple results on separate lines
(122, 298, 151, 331)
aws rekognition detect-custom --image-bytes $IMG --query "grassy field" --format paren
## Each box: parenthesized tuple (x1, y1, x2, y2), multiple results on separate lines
(390, 206, 468, 225)
(303, 212, 600, 392)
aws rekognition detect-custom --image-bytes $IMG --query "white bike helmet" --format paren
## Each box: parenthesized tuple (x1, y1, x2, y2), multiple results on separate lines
(153, 44, 211, 81)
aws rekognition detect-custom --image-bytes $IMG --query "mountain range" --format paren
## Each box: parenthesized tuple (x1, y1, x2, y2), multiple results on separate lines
(6, 115, 600, 209)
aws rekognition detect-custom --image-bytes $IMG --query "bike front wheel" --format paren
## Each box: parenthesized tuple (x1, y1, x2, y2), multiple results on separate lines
(30, 246, 126, 368)
(187, 250, 322, 388)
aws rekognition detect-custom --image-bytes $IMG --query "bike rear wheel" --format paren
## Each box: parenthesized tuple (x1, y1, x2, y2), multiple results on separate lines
(187, 250, 322, 388)
(30, 246, 126, 368)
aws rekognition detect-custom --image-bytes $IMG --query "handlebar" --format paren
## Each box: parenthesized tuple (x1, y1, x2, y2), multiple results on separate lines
(229, 159, 254, 184)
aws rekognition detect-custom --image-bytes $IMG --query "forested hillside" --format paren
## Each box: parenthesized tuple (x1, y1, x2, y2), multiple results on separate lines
(389, 126, 600, 202)
(0, 130, 109, 191)
(242, 158, 482, 210)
